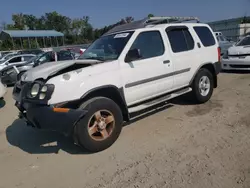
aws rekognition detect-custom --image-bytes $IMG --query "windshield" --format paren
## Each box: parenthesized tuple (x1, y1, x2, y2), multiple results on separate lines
(2, 53, 15, 60)
(78, 31, 134, 61)
(0, 60, 6, 64)
(25, 53, 45, 64)
(33, 52, 52, 66)
(236, 36, 250, 46)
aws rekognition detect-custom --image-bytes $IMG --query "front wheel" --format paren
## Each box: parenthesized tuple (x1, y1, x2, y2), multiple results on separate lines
(74, 97, 123, 152)
(190, 68, 214, 104)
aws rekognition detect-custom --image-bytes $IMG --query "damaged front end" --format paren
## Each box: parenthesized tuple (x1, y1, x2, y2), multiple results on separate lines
(13, 80, 88, 136)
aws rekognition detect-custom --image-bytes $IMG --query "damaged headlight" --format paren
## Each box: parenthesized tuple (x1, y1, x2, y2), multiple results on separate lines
(30, 83, 40, 97)
(28, 82, 54, 101)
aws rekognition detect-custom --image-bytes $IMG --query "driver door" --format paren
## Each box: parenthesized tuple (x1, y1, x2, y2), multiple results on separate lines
(121, 30, 174, 106)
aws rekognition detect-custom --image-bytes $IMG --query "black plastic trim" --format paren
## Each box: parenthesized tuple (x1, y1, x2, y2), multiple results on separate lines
(125, 68, 191, 88)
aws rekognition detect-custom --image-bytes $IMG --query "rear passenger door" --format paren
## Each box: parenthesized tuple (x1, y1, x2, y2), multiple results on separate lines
(166, 26, 199, 89)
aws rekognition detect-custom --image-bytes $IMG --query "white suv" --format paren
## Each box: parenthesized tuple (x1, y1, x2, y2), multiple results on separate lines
(13, 16, 221, 152)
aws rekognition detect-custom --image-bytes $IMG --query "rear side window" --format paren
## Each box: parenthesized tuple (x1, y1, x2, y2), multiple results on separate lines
(193, 26, 216, 47)
(166, 28, 194, 53)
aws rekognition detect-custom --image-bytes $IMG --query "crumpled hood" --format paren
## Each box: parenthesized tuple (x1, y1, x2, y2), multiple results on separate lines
(228, 45, 250, 55)
(21, 59, 102, 82)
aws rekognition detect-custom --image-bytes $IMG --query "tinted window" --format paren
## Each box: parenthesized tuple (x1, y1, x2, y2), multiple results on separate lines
(8, 57, 22, 63)
(23, 56, 34, 61)
(57, 51, 74, 61)
(193, 26, 216, 47)
(129, 31, 164, 59)
(167, 28, 194, 53)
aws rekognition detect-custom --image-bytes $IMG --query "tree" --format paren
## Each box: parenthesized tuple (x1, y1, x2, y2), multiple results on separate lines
(12, 13, 25, 29)
(23, 14, 38, 30)
(148, 14, 154, 18)
(0, 12, 135, 50)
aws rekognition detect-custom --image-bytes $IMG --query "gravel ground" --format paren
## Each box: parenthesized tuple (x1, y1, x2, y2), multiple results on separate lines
(1, 72, 250, 188)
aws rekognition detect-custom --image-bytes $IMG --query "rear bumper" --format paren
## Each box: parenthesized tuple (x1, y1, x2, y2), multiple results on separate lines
(16, 101, 87, 136)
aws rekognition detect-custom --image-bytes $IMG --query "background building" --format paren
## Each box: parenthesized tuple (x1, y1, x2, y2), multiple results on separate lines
(208, 16, 250, 41)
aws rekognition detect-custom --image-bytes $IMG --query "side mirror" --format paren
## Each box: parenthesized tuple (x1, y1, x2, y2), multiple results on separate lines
(125, 49, 141, 62)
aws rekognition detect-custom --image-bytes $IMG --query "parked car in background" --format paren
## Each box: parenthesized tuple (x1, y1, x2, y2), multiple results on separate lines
(0, 51, 12, 59)
(214, 32, 235, 56)
(0, 50, 74, 85)
(0, 80, 7, 99)
(17, 49, 44, 55)
(221, 35, 250, 70)
(0, 52, 17, 61)
(0, 54, 36, 72)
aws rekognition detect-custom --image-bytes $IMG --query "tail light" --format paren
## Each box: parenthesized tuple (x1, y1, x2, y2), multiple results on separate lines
(217, 47, 221, 62)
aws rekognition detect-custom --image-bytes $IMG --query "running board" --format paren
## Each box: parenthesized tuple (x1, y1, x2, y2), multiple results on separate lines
(128, 87, 192, 113)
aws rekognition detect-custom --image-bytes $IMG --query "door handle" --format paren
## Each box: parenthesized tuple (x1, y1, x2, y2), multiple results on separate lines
(163, 60, 170, 64)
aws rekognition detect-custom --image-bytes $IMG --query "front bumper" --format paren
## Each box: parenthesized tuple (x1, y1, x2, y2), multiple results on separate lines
(1, 72, 17, 85)
(221, 58, 250, 70)
(16, 102, 87, 135)
(13, 81, 87, 136)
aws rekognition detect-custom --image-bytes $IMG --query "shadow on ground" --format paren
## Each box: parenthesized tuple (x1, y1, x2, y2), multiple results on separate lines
(0, 98, 6, 108)
(5, 119, 91, 155)
(6, 102, 176, 154)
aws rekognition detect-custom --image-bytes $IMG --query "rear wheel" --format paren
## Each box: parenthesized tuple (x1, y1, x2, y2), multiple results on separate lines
(190, 68, 214, 103)
(74, 97, 123, 152)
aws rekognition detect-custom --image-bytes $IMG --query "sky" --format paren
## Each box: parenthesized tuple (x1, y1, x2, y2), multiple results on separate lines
(0, 0, 249, 28)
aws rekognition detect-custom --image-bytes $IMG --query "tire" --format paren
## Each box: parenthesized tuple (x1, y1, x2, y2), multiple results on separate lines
(74, 97, 123, 152)
(190, 68, 214, 104)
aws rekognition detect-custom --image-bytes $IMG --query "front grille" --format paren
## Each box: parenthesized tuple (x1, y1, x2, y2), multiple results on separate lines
(229, 64, 250, 68)
(229, 54, 250, 57)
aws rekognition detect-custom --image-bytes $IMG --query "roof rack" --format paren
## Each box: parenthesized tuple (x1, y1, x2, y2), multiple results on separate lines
(103, 16, 200, 36)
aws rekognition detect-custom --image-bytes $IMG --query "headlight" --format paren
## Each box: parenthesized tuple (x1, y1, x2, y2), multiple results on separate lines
(28, 83, 54, 101)
(30, 83, 40, 97)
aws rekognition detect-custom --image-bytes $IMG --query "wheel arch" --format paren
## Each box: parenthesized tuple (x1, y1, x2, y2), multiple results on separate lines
(79, 85, 129, 121)
(190, 63, 218, 88)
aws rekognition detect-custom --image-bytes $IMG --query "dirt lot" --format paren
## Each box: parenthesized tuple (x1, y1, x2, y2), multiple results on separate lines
(1, 72, 250, 188)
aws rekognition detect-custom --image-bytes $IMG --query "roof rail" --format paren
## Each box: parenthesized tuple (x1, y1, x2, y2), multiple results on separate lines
(103, 16, 200, 36)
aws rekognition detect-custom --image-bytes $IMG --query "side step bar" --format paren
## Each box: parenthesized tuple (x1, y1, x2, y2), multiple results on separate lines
(128, 87, 192, 113)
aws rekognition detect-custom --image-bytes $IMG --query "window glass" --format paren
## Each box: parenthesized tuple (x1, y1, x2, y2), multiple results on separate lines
(23, 56, 34, 61)
(236, 36, 250, 46)
(193, 26, 216, 47)
(167, 28, 194, 53)
(8, 57, 22, 63)
(129, 31, 164, 59)
(78, 31, 134, 61)
(57, 51, 73, 61)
